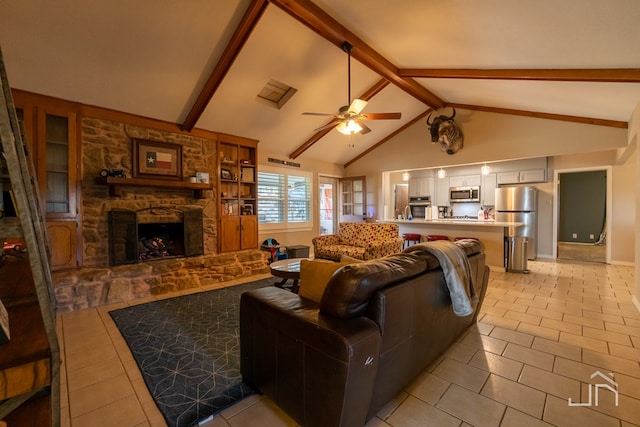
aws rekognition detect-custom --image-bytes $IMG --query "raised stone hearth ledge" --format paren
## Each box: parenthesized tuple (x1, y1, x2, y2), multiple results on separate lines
(52, 250, 269, 313)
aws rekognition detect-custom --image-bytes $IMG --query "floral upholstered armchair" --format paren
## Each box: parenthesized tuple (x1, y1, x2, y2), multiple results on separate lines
(312, 222, 404, 261)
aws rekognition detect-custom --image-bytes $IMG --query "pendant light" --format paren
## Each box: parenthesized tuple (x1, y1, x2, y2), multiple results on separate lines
(437, 168, 446, 179)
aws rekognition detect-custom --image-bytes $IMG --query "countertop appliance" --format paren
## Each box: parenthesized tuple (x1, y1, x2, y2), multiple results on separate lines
(437, 206, 449, 218)
(450, 186, 480, 203)
(408, 196, 431, 219)
(496, 186, 537, 270)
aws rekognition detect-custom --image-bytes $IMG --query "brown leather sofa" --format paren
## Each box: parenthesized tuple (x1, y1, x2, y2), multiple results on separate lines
(240, 240, 490, 427)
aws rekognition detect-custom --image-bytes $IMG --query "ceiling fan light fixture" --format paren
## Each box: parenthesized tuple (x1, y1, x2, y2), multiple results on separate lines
(336, 119, 363, 135)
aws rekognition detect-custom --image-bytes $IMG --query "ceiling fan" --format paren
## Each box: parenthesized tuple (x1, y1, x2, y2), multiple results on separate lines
(303, 42, 401, 135)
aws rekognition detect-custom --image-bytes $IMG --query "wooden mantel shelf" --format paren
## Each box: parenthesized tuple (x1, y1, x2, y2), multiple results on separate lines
(95, 177, 213, 199)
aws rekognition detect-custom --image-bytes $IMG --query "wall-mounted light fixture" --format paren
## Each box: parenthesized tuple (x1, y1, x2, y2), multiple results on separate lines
(402, 171, 410, 181)
(481, 164, 491, 175)
(437, 168, 446, 179)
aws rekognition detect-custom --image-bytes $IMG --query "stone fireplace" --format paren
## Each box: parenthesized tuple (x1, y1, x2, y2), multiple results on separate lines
(108, 207, 204, 266)
(49, 116, 269, 313)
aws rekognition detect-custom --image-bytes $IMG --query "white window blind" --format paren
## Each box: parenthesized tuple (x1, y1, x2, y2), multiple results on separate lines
(257, 172, 284, 223)
(258, 168, 312, 229)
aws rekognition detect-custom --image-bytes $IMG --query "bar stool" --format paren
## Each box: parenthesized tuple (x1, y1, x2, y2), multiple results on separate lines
(426, 235, 449, 242)
(402, 233, 422, 248)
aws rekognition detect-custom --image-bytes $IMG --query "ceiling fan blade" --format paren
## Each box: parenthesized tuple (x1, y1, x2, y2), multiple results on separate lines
(361, 112, 402, 120)
(313, 121, 340, 132)
(348, 98, 368, 114)
(302, 112, 338, 117)
(357, 120, 371, 134)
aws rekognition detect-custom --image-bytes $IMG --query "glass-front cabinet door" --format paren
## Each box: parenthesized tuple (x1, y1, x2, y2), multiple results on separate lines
(13, 93, 80, 270)
(38, 107, 77, 219)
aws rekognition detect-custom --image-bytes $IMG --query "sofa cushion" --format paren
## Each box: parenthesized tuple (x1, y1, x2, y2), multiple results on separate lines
(298, 260, 351, 303)
(317, 244, 367, 261)
(320, 253, 428, 319)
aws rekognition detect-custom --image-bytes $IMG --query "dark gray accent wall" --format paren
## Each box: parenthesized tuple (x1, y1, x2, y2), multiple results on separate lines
(558, 170, 606, 243)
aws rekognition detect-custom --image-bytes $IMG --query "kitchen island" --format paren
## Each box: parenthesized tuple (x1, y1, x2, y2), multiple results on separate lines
(378, 218, 524, 268)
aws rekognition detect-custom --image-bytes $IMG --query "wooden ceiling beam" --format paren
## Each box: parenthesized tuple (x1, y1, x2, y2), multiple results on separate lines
(289, 79, 389, 159)
(398, 68, 640, 82)
(451, 103, 628, 128)
(181, 0, 269, 131)
(268, 0, 444, 109)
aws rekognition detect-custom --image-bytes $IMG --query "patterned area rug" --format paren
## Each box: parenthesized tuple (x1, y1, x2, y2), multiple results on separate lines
(109, 278, 273, 427)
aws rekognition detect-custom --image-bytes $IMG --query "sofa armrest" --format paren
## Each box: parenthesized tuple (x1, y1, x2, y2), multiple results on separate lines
(361, 237, 404, 260)
(312, 234, 342, 248)
(240, 287, 381, 427)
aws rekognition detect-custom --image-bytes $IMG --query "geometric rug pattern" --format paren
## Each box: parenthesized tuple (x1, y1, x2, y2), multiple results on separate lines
(109, 278, 273, 427)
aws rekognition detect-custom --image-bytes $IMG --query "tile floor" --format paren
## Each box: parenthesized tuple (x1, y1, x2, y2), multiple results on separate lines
(57, 259, 640, 427)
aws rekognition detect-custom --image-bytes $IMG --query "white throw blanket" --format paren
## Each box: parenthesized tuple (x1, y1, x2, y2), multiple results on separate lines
(420, 240, 478, 317)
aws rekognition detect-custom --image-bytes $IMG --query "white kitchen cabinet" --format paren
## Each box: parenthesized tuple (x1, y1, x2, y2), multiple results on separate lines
(497, 168, 546, 185)
(435, 176, 450, 206)
(448, 174, 481, 187)
(408, 177, 433, 198)
(481, 173, 497, 206)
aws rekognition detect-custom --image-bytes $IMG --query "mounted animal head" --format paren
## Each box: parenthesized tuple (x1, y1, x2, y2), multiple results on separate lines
(426, 108, 464, 155)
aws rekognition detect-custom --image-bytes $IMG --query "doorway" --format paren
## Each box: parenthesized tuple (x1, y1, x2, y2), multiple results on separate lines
(394, 184, 408, 219)
(554, 167, 610, 263)
(319, 176, 338, 235)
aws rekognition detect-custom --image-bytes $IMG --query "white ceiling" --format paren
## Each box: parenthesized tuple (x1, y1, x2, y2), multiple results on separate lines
(1, 0, 639, 166)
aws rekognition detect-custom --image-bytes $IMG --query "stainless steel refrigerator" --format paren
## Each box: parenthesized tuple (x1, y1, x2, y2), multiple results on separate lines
(495, 186, 537, 270)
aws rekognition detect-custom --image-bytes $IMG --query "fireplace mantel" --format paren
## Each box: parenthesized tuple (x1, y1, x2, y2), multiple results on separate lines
(95, 176, 213, 199)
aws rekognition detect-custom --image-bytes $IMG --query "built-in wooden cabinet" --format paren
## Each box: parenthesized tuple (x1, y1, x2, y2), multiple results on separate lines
(13, 91, 81, 271)
(1, 76, 60, 425)
(217, 138, 258, 252)
(340, 176, 366, 222)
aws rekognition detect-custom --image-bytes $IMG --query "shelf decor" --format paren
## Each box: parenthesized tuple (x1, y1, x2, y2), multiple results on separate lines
(132, 138, 182, 180)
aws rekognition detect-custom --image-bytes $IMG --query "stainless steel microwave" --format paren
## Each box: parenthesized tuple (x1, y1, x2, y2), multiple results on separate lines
(450, 186, 480, 203)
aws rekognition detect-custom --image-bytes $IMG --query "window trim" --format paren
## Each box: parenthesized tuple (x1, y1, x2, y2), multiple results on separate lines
(258, 165, 313, 232)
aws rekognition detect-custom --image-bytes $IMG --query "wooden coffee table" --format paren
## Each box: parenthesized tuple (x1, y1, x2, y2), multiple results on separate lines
(270, 257, 309, 293)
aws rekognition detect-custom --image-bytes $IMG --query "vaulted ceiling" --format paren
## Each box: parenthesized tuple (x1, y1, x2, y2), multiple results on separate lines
(1, 0, 639, 167)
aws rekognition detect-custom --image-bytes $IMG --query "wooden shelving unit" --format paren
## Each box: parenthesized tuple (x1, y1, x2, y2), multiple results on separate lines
(217, 138, 258, 252)
(94, 176, 213, 199)
(0, 47, 60, 426)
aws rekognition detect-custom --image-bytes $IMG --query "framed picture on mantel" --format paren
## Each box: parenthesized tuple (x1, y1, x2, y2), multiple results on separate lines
(132, 138, 182, 180)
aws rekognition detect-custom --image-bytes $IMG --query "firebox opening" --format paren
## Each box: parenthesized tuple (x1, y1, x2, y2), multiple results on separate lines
(138, 222, 185, 261)
(108, 207, 204, 266)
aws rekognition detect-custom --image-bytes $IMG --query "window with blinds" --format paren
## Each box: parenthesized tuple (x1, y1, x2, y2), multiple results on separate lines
(258, 169, 312, 229)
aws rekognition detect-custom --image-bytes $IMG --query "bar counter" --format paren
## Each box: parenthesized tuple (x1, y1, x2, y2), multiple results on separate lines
(378, 218, 524, 268)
